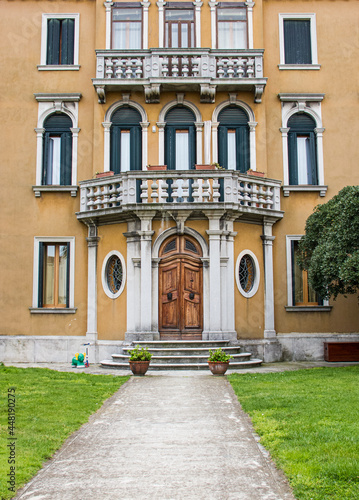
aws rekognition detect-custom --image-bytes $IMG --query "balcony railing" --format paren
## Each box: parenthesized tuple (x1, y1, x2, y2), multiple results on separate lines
(77, 170, 282, 224)
(93, 48, 266, 104)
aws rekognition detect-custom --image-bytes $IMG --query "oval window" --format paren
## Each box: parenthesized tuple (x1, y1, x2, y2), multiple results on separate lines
(236, 250, 260, 298)
(102, 251, 126, 299)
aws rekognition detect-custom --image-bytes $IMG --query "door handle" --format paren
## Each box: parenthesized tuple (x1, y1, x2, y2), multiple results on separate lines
(189, 292, 195, 300)
(167, 292, 172, 300)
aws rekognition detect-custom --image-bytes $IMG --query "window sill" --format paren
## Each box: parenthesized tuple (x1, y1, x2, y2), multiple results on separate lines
(282, 185, 327, 197)
(29, 308, 77, 314)
(37, 65, 80, 71)
(285, 306, 332, 312)
(278, 64, 321, 71)
(33, 186, 78, 197)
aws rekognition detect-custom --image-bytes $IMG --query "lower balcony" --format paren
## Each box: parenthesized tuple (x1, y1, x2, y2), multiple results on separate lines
(93, 48, 267, 104)
(77, 170, 283, 225)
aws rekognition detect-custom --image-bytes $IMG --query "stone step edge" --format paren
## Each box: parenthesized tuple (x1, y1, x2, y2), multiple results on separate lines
(100, 359, 263, 370)
(123, 347, 243, 353)
(112, 353, 253, 360)
(133, 340, 232, 345)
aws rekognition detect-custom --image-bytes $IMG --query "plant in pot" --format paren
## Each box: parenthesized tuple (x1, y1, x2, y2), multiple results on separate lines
(208, 348, 233, 375)
(128, 345, 153, 375)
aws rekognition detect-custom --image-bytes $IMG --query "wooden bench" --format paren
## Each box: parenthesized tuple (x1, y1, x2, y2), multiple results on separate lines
(324, 342, 359, 362)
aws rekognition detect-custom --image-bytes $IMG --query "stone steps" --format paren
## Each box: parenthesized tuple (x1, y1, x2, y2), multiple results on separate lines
(100, 339, 263, 371)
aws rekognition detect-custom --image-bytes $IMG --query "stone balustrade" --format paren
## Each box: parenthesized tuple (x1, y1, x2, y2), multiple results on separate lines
(78, 171, 282, 222)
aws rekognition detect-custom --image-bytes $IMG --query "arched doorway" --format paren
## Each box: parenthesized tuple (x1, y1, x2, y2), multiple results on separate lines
(159, 235, 203, 340)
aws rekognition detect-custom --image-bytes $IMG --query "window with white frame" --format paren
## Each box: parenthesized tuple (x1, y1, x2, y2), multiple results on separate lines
(39, 14, 80, 70)
(31, 237, 75, 312)
(102, 251, 126, 299)
(42, 114, 73, 186)
(217, 3, 247, 49)
(112, 3, 143, 49)
(285, 236, 330, 311)
(235, 250, 260, 298)
(287, 113, 317, 186)
(279, 14, 319, 69)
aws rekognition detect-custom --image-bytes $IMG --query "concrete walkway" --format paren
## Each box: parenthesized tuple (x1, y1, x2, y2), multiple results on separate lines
(16, 373, 296, 500)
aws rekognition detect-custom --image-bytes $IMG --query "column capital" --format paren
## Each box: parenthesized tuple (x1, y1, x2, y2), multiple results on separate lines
(245, 1, 255, 10)
(86, 236, 100, 247)
(208, 1, 218, 10)
(193, 0, 203, 7)
(261, 234, 275, 246)
(156, 122, 166, 129)
(141, 1, 151, 9)
(102, 121, 112, 130)
(140, 121, 150, 129)
(34, 127, 45, 135)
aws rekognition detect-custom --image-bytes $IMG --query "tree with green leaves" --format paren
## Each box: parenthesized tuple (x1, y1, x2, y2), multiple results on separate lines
(298, 186, 359, 300)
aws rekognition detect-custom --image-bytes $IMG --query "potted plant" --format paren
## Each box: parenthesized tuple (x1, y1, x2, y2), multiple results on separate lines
(246, 169, 265, 178)
(195, 164, 216, 170)
(208, 348, 233, 375)
(147, 165, 167, 171)
(95, 170, 115, 178)
(128, 345, 153, 375)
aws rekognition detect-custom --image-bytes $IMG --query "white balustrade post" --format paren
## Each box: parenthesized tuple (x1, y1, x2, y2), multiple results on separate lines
(141, 122, 150, 170)
(86, 225, 100, 346)
(245, 2, 255, 49)
(104, 1, 113, 50)
(35, 128, 45, 185)
(157, 1, 166, 48)
(193, 1, 203, 48)
(209, 2, 218, 49)
(248, 121, 257, 171)
(261, 220, 276, 338)
(141, 2, 150, 49)
(138, 212, 156, 333)
(102, 122, 112, 172)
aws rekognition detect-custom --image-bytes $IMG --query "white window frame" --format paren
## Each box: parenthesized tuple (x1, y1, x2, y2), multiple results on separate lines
(235, 249, 260, 298)
(279, 93, 327, 197)
(285, 235, 330, 312)
(31, 237, 76, 313)
(33, 93, 81, 197)
(39, 13, 80, 70)
(278, 13, 320, 70)
(209, 1, 254, 50)
(102, 251, 127, 299)
(105, 1, 150, 50)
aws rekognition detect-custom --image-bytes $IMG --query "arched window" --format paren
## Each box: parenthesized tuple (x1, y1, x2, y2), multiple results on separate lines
(287, 113, 317, 185)
(43, 113, 73, 186)
(218, 106, 250, 172)
(164, 107, 196, 170)
(110, 107, 142, 173)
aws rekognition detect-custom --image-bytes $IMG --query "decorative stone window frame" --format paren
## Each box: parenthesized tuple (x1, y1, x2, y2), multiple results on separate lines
(209, 1, 254, 50)
(30, 236, 76, 314)
(105, 0, 150, 50)
(33, 93, 81, 197)
(102, 251, 126, 299)
(211, 94, 257, 170)
(278, 13, 320, 70)
(103, 94, 149, 171)
(235, 249, 260, 298)
(285, 235, 331, 312)
(38, 13, 80, 70)
(279, 93, 327, 197)
(157, 1, 203, 48)
(157, 95, 203, 164)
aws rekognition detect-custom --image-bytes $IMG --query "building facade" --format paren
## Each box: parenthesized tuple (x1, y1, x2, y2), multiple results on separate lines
(1, 0, 358, 363)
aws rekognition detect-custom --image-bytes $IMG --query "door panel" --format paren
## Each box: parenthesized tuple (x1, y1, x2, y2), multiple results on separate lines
(181, 261, 202, 332)
(159, 261, 180, 333)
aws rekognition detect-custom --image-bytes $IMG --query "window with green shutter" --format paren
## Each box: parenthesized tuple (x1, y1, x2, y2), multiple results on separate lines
(42, 114, 73, 186)
(287, 113, 317, 186)
(47, 18, 75, 65)
(283, 20, 312, 65)
(218, 106, 249, 172)
(110, 107, 142, 173)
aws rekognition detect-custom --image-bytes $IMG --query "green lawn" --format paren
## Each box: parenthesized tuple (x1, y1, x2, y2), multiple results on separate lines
(0, 366, 129, 500)
(228, 366, 359, 500)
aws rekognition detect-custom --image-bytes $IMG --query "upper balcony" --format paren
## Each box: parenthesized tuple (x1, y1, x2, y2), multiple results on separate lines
(77, 170, 282, 226)
(93, 48, 266, 104)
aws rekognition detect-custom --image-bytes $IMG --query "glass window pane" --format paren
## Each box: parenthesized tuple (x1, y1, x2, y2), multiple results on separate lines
(297, 136, 309, 184)
(176, 130, 189, 170)
(293, 242, 304, 304)
(47, 137, 61, 185)
(218, 8, 246, 21)
(218, 21, 247, 49)
(113, 8, 142, 21)
(165, 10, 194, 21)
(58, 245, 68, 305)
(44, 245, 55, 305)
(112, 22, 141, 49)
(307, 282, 317, 303)
(239, 255, 255, 293)
(227, 130, 236, 170)
(181, 23, 188, 48)
(171, 24, 179, 48)
(121, 131, 131, 172)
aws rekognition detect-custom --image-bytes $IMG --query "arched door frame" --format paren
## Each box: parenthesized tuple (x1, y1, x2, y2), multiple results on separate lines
(152, 227, 209, 339)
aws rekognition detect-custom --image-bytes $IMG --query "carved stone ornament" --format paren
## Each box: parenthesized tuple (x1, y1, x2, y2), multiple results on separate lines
(144, 84, 161, 103)
(200, 84, 216, 103)
(96, 86, 106, 104)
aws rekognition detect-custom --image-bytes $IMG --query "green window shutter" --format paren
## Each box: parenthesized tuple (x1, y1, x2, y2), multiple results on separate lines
(237, 126, 249, 172)
(60, 132, 73, 185)
(66, 242, 70, 308)
(165, 126, 176, 170)
(38, 242, 44, 308)
(307, 132, 318, 185)
(218, 126, 228, 169)
(110, 126, 122, 174)
(130, 126, 141, 170)
(61, 19, 75, 65)
(284, 20, 312, 64)
(47, 19, 61, 65)
(42, 132, 50, 185)
(288, 132, 298, 185)
(188, 125, 196, 170)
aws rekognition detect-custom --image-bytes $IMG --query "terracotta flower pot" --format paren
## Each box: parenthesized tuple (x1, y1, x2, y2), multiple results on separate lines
(147, 165, 167, 171)
(208, 361, 230, 375)
(247, 170, 265, 178)
(96, 171, 114, 178)
(195, 164, 216, 170)
(129, 360, 150, 375)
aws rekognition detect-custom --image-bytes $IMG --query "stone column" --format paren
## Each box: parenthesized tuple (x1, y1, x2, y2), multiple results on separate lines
(248, 121, 258, 172)
(195, 122, 204, 164)
(157, 1, 166, 48)
(245, 2, 255, 49)
(35, 127, 45, 185)
(140, 121, 150, 169)
(102, 122, 112, 172)
(157, 122, 166, 164)
(104, 1, 113, 50)
(141, 2, 151, 49)
(261, 220, 276, 338)
(138, 211, 156, 335)
(315, 127, 325, 186)
(211, 121, 219, 164)
(193, 1, 203, 48)
(124, 220, 141, 339)
(86, 225, 100, 344)
(70, 127, 80, 187)
(224, 219, 237, 336)
(209, 2, 218, 49)
(280, 127, 290, 186)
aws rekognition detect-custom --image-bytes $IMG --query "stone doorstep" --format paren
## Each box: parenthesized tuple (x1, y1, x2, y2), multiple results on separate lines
(113, 353, 253, 363)
(100, 359, 264, 370)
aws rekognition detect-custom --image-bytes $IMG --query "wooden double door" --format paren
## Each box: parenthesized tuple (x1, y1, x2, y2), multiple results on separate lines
(159, 236, 203, 340)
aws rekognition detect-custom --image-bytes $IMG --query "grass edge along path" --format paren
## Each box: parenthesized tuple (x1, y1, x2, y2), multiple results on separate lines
(0, 366, 129, 500)
(228, 366, 359, 500)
